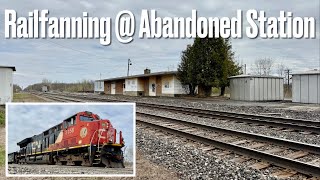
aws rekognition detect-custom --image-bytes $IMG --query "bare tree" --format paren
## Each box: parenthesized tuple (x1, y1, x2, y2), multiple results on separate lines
(254, 58, 274, 75)
(276, 62, 287, 77)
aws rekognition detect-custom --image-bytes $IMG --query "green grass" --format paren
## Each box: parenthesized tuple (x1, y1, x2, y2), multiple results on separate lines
(0, 146, 4, 166)
(0, 108, 4, 126)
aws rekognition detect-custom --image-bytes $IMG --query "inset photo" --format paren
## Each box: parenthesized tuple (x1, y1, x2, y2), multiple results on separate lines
(6, 103, 135, 177)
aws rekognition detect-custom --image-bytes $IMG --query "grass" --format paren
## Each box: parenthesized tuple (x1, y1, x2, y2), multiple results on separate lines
(0, 146, 4, 166)
(13, 93, 46, 102)
(0, 108, 4, 126)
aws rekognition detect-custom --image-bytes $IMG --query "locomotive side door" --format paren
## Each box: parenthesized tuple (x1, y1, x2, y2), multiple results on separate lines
(63, 115, 77, 148)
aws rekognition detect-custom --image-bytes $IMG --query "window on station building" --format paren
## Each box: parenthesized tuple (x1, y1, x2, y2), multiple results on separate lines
(151, 84, 156, 92)
(164, 82, 170, 88)
(123, 83, 126, 89)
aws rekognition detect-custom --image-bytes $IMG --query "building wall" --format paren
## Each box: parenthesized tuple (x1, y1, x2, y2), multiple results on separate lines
(101, 74, 187, 97)
(115, 80, 124, 94)
(292, 74, 320, 104)
(124, 78, 144, 96)
(104, 81, 111, 94)
(94, 81, 104, 92)
(0, 68, 13, 105)
(161, 75, 174, 95)
(230, 77, 284, 101)
(173, 76, 188, 95)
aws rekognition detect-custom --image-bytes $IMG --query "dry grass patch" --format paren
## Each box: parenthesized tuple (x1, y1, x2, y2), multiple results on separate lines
(13, 93, 47, 102)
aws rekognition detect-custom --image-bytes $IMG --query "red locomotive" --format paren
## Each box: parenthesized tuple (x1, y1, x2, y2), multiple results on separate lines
(14, 111, 125, 168)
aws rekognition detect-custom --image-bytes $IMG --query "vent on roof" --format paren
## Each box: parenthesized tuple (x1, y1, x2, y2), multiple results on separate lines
(144, 68, 151, 74)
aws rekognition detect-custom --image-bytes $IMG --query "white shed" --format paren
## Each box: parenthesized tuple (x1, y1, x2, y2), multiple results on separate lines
(0, 66, 16, 105)
(292, 69, 320, 104)
(229, 75, 284, 101)
(94, 80, 104, 93)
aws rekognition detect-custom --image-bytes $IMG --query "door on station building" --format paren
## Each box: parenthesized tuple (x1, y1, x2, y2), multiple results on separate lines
(111, 83, 116, 94)
(156, 76, 162, 96)
(149, 77, 156, 96)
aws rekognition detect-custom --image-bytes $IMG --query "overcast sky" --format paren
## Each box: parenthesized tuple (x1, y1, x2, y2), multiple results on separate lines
(7, 103, 134, 161)
(0, 0, 319, 88)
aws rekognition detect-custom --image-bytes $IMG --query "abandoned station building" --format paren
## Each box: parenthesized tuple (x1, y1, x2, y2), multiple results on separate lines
(94, 69, 187, 96)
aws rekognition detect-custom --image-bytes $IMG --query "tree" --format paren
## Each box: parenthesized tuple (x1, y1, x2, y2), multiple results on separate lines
(276, 62, 287, 77)
(254, 58, 274, 75)
(177, 35, 241, 97)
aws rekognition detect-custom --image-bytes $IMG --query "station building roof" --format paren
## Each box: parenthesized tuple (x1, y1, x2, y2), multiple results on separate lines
(291, 69, 320, 75)
(0, 66, 16, 71)
(228, 74, 283, 79)
(97, 71, 178, 82)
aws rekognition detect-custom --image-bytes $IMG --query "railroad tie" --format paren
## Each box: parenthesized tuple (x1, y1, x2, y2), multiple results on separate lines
(247, 143, 266, 149)
(200, 147, 216, 152)
(249, 161, 270, 170)
(230, 156, 251, 163)
(271, 170, 297, 179)
(285, 151, 309, 159)
(231, 139, 252, 145)
(263, 148, 284, 154)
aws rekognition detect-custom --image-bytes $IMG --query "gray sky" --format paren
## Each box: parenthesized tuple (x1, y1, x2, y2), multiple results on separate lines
(0, 0, 319, 88)
(7, 104, 134, 161)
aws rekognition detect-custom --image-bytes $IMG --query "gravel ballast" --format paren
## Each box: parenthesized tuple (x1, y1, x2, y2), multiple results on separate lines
(137, 126, 281, 180)
(137, 107, 320, 146)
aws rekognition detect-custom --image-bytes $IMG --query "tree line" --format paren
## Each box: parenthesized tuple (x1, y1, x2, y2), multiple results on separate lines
(23, 79, 94, 92)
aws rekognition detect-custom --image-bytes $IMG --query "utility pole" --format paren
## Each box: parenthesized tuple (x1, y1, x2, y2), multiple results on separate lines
(244, 64, 246, 74)
(127, 59, 132, 76)
(285, 69, 291, 96)
(99, 73, 102, 89)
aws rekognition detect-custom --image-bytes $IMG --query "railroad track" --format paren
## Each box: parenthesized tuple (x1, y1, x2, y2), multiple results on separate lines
(37, 92, 320, 135)
(137, 113, 320, 178)
(34, 92, 320, 178)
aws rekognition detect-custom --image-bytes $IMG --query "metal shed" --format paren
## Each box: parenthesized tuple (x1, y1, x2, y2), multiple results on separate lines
(292, 69, 320, 104)
(0, 66, 16, 105)
(229, 75, 284, 101)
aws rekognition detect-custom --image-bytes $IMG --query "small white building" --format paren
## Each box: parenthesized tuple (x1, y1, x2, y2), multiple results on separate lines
(229, 75, 284, 101)
(0, 66, 16, 105)
(292, 69, 320, 104)
(42, 85, 49, 92)
(94, 80, 104, 93)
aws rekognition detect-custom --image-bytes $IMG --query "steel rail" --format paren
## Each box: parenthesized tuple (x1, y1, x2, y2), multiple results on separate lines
(47, 92, 320, 133)
(137, 119, 320, 177)
(137, 112, 320, 155)
(136, 103, 320, 134)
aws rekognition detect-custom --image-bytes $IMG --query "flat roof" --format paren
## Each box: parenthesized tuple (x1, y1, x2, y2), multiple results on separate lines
(98, 71, 177, 82)
(0, 66, 16, 71)
(229, 74, 283, 79)
(291, 69, 320, 75)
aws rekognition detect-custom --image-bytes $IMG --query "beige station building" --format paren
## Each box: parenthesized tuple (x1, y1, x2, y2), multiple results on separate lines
(94, 69, 188, 97)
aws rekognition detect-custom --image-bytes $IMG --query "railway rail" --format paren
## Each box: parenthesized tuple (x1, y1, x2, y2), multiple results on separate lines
(137, 113, 320, 178)
(37, 92, 320, 135)
(34, 92, 320, 178)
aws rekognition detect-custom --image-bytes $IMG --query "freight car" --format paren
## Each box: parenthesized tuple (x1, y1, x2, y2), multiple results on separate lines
(11, 111, 125, 168)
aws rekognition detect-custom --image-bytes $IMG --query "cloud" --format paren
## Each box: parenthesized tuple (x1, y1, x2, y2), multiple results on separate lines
(7, 103, 134, 161)
(0, 0, 319, 87)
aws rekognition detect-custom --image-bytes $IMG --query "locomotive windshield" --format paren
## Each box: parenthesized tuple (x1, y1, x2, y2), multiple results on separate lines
(80, 115, 94, 121)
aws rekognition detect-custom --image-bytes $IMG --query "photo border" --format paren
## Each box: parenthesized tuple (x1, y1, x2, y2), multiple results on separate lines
(5, 102, 136, 177)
